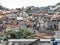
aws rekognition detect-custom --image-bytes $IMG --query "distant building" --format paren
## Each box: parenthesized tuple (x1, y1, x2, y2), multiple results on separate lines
(50, 2, 60, 15)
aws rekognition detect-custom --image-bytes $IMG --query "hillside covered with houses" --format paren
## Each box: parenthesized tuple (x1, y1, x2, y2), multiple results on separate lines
(0, 2, 60, 39)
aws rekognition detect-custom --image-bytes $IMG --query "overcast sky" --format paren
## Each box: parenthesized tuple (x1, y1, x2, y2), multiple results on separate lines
(0, 0, 60, 9)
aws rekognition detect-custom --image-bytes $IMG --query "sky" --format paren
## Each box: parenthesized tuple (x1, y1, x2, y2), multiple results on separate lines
(0, 0, 60, 9)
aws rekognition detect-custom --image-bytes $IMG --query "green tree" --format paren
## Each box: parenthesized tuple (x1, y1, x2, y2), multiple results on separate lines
(4, 29, 33, 39)
(0, 5, 5, 10)
(25, 7, 31, 13)
(22, 31, 32, 38)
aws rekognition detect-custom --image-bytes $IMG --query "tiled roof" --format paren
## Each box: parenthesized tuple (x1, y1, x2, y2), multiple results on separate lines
(31, 33, 51, 38)
(3, 24, 19, 29)
(50, 14, 60, 21)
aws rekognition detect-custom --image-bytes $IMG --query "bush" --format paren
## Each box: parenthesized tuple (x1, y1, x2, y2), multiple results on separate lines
(4, 29, 33, 39)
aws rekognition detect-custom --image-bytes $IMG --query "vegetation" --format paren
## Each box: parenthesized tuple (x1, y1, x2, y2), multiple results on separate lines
(25, 7, 31, 13)
(16, 8, 22, 11)
(0, 5, 5, 10)
(3, 29, 33, 39)
(16, 7, 24, 11)
(25, 6, 40, 13)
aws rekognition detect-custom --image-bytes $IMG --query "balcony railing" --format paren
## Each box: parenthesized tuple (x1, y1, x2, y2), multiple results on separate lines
(1, 39, 60, 45)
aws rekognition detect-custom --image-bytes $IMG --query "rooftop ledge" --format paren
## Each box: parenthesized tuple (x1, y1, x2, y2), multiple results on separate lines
(8, 39, 60, 42)
(8, 39, 38, 42)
